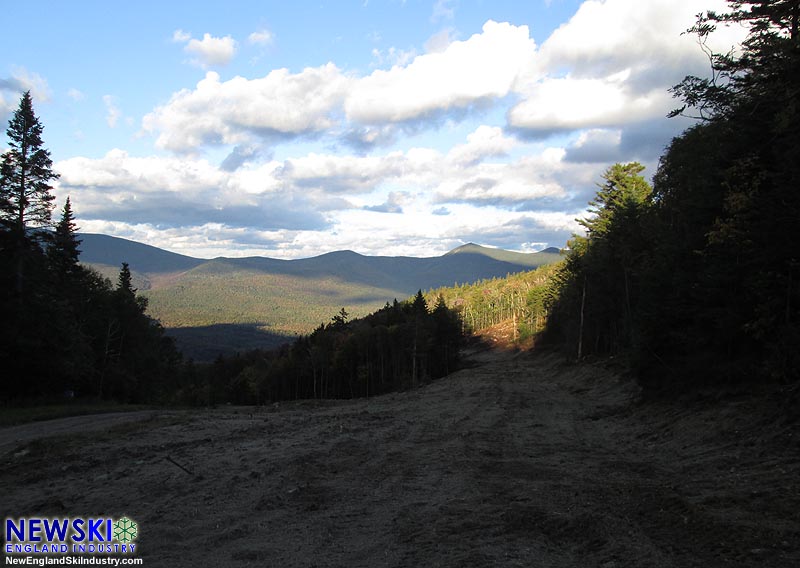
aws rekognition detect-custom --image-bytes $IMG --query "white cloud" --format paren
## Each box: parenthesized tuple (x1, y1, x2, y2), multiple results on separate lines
(174, 31, 238, 68)
(141, 65, 351, 152)
(436, 148, 569, 205)
(172, 29, 192, 43)
(345, 21, 536, 124)
(509, 70, 673, 132)
(55, 118, 593, 257)
(57, 3, 754, 258)
(55, 149, 333, 233)
(248, 30, 273, 45)
(278, 152, 406, 194)
(508, 0, 747, 134)
(447, 125, 517, 166)
(371, 46, 417, 68)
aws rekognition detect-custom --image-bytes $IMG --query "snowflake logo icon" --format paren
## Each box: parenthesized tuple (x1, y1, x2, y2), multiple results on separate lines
(113, 517, 138, 543)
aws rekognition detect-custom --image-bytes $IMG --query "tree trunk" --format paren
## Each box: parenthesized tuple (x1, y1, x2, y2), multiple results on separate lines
(577, 276, 587, 360)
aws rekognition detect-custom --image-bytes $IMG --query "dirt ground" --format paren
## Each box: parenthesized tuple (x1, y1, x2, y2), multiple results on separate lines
(3, 344, 799, 567)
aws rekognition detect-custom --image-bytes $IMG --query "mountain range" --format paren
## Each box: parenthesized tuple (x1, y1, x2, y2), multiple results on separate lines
(78, 233, 563, 359)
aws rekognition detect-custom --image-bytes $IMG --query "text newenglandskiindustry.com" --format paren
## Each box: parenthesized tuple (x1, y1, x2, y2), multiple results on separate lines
(4, 557, 142, 565)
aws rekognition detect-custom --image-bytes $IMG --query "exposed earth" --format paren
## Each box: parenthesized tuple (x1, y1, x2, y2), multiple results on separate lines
(3, 341, 799, 567)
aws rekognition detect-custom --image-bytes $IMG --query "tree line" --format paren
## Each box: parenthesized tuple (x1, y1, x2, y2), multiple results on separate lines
(544, 1, 800, 391)
(424, 262, 562, 341)
(0, 92, 181, 404)
(170, 293, 462, 405)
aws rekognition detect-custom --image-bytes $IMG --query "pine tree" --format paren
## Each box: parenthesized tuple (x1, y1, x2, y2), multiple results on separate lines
(117, 262, 137, 297)
(48, 197, 82, 282)
(0, 91, 58, 237)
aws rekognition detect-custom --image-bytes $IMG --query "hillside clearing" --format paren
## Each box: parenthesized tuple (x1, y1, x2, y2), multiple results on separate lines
(3, 347, 798, 566)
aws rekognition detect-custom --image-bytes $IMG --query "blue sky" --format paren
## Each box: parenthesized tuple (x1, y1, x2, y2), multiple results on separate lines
(0, 0, 744, 259)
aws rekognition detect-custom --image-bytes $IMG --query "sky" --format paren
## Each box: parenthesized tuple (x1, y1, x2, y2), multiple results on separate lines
(0, 0, 746, 259)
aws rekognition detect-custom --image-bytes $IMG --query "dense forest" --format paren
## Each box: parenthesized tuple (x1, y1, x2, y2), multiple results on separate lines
(172, 293, 462, 405)
(544, 1, 800, 390)
(0, 93, 182, 404)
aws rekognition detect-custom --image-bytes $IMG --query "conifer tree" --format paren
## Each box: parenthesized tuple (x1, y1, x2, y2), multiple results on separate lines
(117, 262, 137, 297)
(0, 91, 58, 237)
(48, 197, 82, 282)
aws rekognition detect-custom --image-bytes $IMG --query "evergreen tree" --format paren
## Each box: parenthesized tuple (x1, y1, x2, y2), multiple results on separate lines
(546, 163, 653, 359)
(0, 91, 59, 300)
(0, 91, 58, 237)
(117, 262, 137, 297)
(48, 197, 82, 283)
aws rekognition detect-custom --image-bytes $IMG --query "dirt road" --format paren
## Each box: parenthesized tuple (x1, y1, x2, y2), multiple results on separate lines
(3, 347, 798, 567)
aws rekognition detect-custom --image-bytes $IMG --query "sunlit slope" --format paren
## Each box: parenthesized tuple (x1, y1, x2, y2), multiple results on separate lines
(78, 234, 563, 337)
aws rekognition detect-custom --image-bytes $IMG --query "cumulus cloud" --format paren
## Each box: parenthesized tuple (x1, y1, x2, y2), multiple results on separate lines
(55, 150, 331, 232)
(145, 21, 541, 154)
(370, 46, 417, 68)
(447, 125, 517, 166)
(345, 21, 536, 124)
(508, 0, 746, 136)
(509, 69, 674, 133)
(59, 2, 751, 257)
(172, 29, 192, 43)
(435, 146, 570, 206)
(277, 152, 407, 194)
(173, 30, 238, 68)
(55, 117, 597, 257)
(142, 65, 350, 152)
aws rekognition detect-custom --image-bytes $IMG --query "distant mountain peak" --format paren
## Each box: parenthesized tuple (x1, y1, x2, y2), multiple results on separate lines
(540, 247, 562, 254)
(446, 243, 562, 257)
(445, 243, 489, 255)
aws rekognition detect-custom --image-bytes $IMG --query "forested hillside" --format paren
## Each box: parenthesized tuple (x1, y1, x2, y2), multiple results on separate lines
(425, 262, 562, 340)
(545, 2, 800, 392)
(78, 237, 560, 358)
(173, 293, 462, 405)
(0, 94, 181, 404)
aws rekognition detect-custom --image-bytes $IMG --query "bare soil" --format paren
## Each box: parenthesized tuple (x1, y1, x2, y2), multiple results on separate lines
(3, 344, 799, 567)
